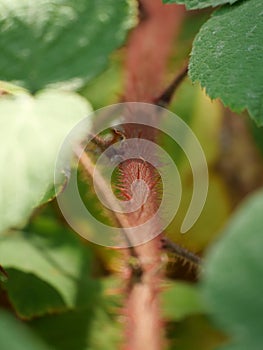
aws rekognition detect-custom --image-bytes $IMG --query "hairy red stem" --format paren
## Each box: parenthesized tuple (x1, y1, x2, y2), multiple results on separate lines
(121, 1, 185, 349)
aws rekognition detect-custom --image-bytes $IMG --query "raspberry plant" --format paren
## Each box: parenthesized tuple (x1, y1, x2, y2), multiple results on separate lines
(0, 0, 262, 349)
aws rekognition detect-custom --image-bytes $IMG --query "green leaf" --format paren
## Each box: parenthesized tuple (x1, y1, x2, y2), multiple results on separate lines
(0, 219, 99, 318)
(0, 80, 28, 95)
(162, 0, 240, 9)
(29, 286, 123, 350)
(189, 0, 263, 124)
(0, 0, 135, 92)
(4, 269, 66, 319)
(201, 189, 263, 349)
(162, 281, 205, 321)
(0, 90, 91, 234)
(0, 311, 50, 350)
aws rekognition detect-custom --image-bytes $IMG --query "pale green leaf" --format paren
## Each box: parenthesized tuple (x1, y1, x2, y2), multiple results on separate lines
(0, 91, 91, 234)
(0, 80, 28, 95)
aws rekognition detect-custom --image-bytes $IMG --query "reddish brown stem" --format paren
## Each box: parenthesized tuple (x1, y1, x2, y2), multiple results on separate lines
(121, 1, 185, 349)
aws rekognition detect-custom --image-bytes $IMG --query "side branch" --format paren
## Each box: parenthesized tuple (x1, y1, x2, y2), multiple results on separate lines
(160, 237, 202, 266)
(155, 63, 188, 108)
(76, 147, 140, 260)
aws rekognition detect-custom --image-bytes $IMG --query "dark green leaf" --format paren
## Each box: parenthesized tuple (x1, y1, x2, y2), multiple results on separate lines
(201, 189, 263, 349)
(189, 0, 263, 124)
(4, 269, 66, 319)
(30, 309, 122, 350)
(162, 0, 240, 9)
(29, 278, 123, 350)
(0, 0, 135, 92)
(0, 219, 99, 318)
